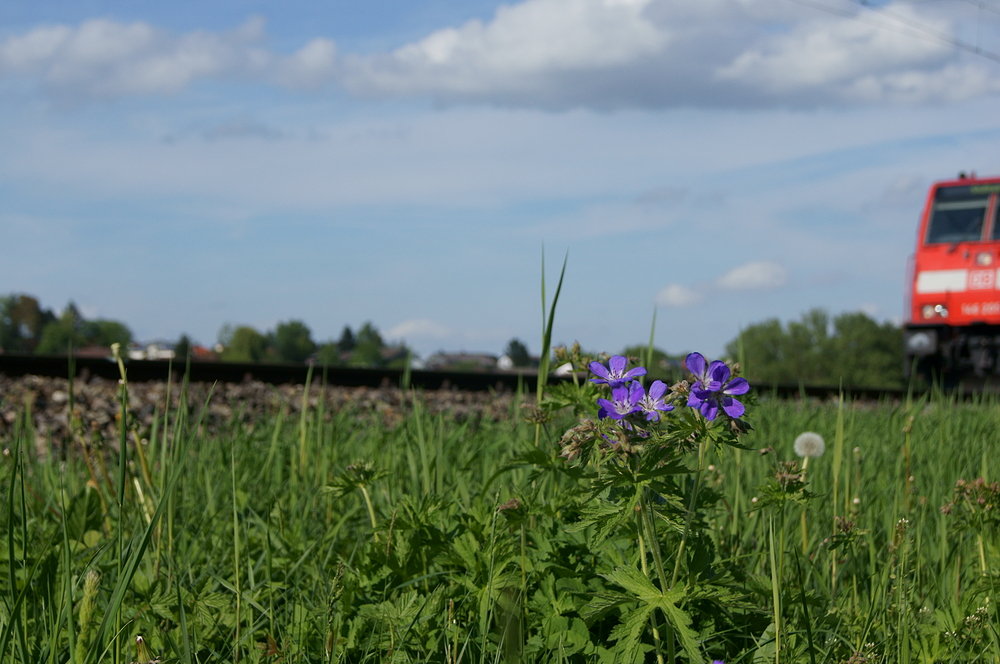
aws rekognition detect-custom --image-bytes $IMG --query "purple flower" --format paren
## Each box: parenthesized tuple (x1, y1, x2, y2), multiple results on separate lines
(636, 380, 674, 422)
(597, 382, 643, 420)
(685, 353, 749, 421)
(590, 355, 646, 389)
(685, 352, 724, 392)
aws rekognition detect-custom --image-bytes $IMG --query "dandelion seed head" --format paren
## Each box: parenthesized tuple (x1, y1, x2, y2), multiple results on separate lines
(794, 431, 826, 458)
(853, 497, 861, 505)
(751, 496, 759, 504)
(708, 464, 716, 471)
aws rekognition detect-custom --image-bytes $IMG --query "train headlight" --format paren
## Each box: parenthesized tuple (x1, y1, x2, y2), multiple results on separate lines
(977, 252, 994, 266)
(921, 304, 948, 319)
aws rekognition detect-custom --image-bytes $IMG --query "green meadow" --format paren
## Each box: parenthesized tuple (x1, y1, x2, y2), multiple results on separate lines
(2, 374, 1000, 664)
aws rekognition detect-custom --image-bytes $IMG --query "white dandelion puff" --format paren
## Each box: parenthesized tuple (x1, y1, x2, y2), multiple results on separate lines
(794, 431, 826, 458)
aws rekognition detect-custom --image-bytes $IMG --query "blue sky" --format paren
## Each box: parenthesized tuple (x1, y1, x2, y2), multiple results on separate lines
(4, 0, 1000, 359)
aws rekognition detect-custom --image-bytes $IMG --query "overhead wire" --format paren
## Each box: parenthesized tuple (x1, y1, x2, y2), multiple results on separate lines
(787, 0, 1000, 63)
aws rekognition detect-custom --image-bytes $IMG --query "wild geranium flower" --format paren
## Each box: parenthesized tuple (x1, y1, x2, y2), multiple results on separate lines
(685, 352, 722, 392)
(597, 381, 643, 420)
(636, 380, 674, 422)
(685, 354, 749, 421)
(590, 355, 646, 389)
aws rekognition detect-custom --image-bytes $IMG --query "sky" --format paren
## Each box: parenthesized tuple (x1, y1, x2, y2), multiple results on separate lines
(4, 0, 1000, 360)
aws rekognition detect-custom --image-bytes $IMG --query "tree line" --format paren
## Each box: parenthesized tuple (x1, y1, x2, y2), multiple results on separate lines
(216, 321, 409, 368)
(0, 295, 131, 354)
(0, 293, 409, 368)
(3, 293, 905, 382)
(724, 308, 904, 388)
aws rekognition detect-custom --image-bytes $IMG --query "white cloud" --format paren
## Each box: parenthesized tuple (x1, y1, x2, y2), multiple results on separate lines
(716, 261, 787, 291)
(656, 284, 702, 307)
(387, 318, 450, 339)
(5, 1, 998, 108)
(339, 0, 1000, 109)
(0, 16, 336, 100)
(716, 4, 1000, 104)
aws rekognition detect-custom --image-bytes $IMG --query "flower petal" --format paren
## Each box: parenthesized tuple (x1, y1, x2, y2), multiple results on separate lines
(700, 398, 719, 421)
(724, 377, 750, 396)
(589, 360, 610, 381)
(721, 396, 745, 418)
(596, 399, 614, 419)
(648, 380, 667, 399)
(685, 352, 706, 379)
(708, 360, 731, 384)
(623, 367, 647, 381)
(608, 355, 627, 375)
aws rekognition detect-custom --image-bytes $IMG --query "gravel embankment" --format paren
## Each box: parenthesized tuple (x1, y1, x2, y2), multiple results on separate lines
(0, 373, 524, 455)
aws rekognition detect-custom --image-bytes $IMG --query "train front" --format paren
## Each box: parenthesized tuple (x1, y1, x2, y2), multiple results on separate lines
(905, 176, 1000, 382)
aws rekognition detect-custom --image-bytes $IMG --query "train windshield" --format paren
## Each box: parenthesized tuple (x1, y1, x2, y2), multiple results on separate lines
(925, 186, 991, 244)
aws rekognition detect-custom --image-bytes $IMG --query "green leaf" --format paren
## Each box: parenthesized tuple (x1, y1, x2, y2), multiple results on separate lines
(603, 566, 662, 603)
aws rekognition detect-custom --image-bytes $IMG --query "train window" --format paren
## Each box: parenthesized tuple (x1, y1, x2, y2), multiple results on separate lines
(925, 192, 990, 244)
(992, 199, 1000, 240)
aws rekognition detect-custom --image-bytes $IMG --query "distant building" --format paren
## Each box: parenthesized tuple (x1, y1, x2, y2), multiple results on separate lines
(128, 341, 177, 361)
(425, 352, 499, 372)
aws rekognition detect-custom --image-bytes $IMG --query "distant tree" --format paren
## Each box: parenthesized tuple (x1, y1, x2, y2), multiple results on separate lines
(725, 308, 903, 388)
(175, 334, 191, 361)
(272, 320, 316, 363)
(349, 322, 385, 367)
(82, 319, 132, 347)
(1, 294, 54, 353)
(619, 345, 683, 383)
(220, 326, 269, 362)
(504, 338, 531, 367)
(315, 342, 343, 367)
(337, 326, 356, 353)
(35, 302, 83, 354)
(35, 320, 77, 355)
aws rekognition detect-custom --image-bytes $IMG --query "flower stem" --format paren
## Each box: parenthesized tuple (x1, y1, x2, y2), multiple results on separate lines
(359, 484, 379, 542)
(671, 438, 708, 588)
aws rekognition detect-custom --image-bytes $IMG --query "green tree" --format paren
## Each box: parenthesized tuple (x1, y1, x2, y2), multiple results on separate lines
(315, 342, 344, 367)
(349, 322, 385, 367)
(504, 338, 531, 367)
(1, 294, 55, 353)
(175, 334, 191, 361)
(220, 325, 269, 362)
(725, 308, 903, 388)
(337, 326, 356, 353)
(35, 302, 84, 354)
(620, 345, 684, 383)
(272, 320, 316, 363)
(81, 319, 132, 347)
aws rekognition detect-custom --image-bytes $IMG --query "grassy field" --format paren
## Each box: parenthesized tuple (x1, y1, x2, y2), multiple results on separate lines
(2, 373, 1000, 663)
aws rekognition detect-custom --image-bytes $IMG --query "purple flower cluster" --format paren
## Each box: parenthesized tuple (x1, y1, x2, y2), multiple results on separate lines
(591, 356, 672, 422)
(589, 353, 749, 423)
(685, 352, 749, 420)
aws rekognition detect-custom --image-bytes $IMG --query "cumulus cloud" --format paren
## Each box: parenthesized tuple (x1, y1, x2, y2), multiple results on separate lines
(387, 319, 450, 339)
(716, 261, 788, 291)
(656, 284, 702, 307)
(0, 16, 336, 100)
(658, 260, 788, 307)
(2, 0, 998, 108)
(339, 0, 1000, 108)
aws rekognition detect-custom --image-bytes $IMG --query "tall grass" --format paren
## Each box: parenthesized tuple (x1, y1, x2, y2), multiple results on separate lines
(2, 377, 1000, 662)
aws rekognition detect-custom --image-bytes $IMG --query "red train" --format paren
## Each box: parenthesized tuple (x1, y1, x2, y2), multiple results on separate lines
(904, 173, 1000, 384)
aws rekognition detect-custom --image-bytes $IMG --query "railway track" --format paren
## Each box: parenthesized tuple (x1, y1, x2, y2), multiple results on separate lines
(0, 353, 920, 400)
